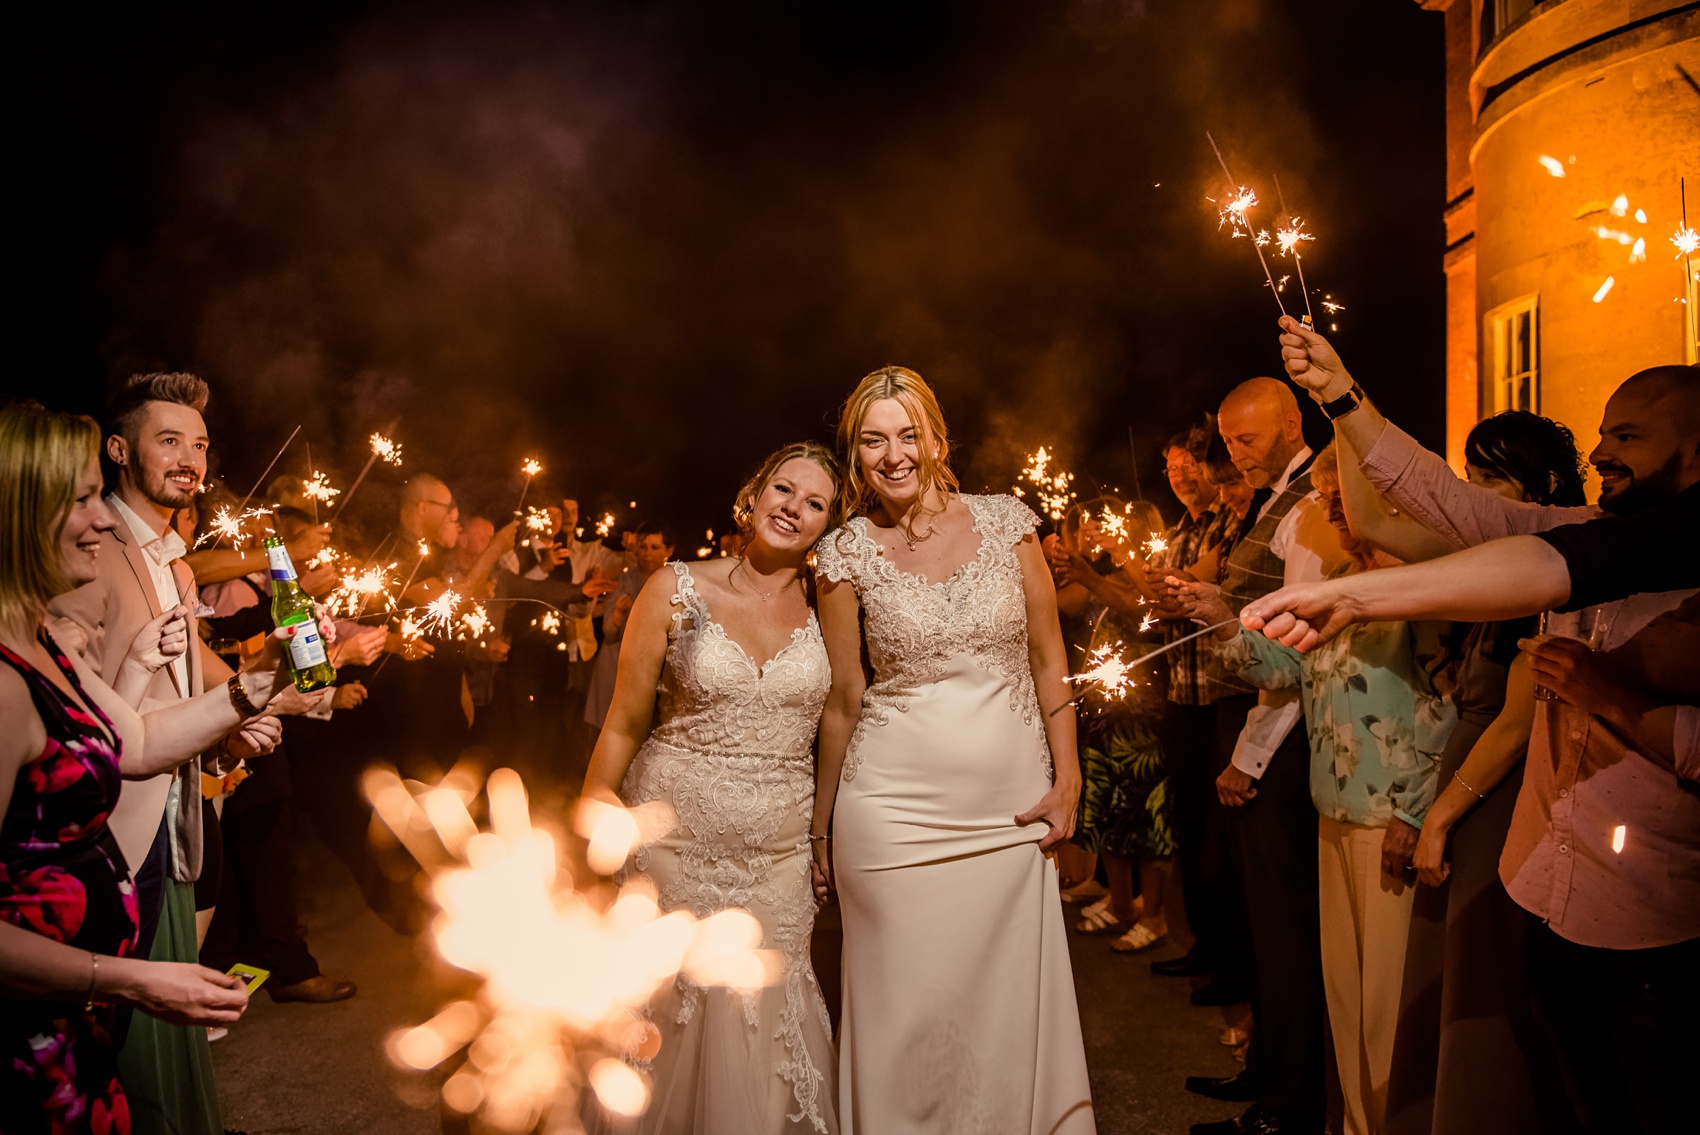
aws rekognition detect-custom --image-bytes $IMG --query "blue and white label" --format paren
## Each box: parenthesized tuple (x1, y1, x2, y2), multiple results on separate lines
(287, 625, 328, 669)
(266, 544, 297, 583)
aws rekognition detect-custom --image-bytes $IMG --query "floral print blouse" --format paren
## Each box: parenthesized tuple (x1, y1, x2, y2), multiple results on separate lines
(1217, 596, 1457, 829)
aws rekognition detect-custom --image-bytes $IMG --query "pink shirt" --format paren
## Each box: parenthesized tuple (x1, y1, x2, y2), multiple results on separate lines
(1358, 421, 1597, 548)
(1499, 591, 1700, 948)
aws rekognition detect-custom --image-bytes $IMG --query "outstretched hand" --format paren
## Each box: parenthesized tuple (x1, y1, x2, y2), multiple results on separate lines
(1015, 778, 1079, 850)
(1278, 315, 1354, 401)
(1239, 579, 1360, 653)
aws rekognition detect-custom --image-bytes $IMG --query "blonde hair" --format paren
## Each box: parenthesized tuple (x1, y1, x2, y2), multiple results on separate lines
(0, 402, 102, 629)
(733, 441, 846, 536)
(835, 365, 959, 517)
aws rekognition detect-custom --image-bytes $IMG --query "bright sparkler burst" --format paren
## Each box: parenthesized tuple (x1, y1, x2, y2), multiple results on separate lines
(521, 458, 543, 478)
(328, 564, 398, 618)
(302, 470, 341, 504)
(1143, 534, 1170, 558)
(1014, 446, 1077, 522)
(194, 505, 273, 549)
(538, 611, 563, 636)
(1217, 186, 1258, 231)
(369, 768, 778, 1132)
(458, 604, 492, 641)
(420, 589, 464, 637)
(370, 432, 403, 467)
(1276, 219, 1314, 258)
(1674, 224, 1700, 258)
(1098, 506, 1129, 545)
(1065, 643, 1137, 703)
(595, 512, 617, 538)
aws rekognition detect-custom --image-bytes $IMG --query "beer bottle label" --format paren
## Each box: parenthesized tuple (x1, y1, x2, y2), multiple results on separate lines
(287, 623, 329, 669)
(267, 543, 297, 583)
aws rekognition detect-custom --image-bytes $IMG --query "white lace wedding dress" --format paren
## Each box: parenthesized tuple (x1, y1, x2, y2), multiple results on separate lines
(815, 494, 1095, 1135)
(613, 562, 837, 1135)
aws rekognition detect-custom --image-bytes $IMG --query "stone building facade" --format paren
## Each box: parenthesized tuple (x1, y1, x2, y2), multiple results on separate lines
(1417, 0, 1698, 473)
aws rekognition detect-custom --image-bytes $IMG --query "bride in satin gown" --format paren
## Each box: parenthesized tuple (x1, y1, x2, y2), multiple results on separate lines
(812, 367, 1096, 1135)
(582, 443, 844, 1135)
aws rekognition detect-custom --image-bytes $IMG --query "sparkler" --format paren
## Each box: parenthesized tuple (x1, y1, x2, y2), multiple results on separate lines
(302, 468, 340, 529)
(1143, 534, 1169, 558)
(334, 425, 403, 520)
(1055, 643, 1137, 715)
(1675, 178, 1698, 258)
(419, 588, 465, 637)
(1274, 216, 1318, 326)
(1014, 446, 1077, 522)
(327, 563, 399, 618)
(1206, 132, 1289, 319)
(595, 513, 617, 539)
(233, 425, 302, 516)
(458, 603, 492, 641)
(194, 505, 274, 550)
(517, 457, 543, 514)
(370, 768, 779, 1132)
(1049, 618, 1241, 717)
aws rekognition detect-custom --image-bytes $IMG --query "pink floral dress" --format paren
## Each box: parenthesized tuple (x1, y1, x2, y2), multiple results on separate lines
(2, 632, 140, 1135)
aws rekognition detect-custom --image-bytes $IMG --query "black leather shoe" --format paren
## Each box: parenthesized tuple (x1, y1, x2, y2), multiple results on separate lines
(1151, 949, 1211, 977)
(1190, 1106, 1320, 1135)
(1184, 1070, 1263, 1102)
(1189, 977, 1250, 1006)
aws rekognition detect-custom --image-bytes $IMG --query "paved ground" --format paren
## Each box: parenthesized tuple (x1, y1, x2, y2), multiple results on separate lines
(215, 837, 1246, 1134)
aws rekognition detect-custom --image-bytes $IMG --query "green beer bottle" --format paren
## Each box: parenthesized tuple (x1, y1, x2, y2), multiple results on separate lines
(264, 536, 337, 692)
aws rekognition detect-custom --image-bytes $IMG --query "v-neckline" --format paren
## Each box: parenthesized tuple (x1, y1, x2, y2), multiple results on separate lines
(860, 497, 992, 590)
(681, 565, 816, 677)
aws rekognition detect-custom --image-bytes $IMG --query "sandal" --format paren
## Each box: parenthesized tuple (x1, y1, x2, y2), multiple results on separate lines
(1076, 900, 1131, 934)
(1060, 879, 1109, 905)
(1110, 922, 1168, 953)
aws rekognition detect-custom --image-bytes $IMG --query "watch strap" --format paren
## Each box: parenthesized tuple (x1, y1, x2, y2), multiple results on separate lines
(1321, 383, 1364, 420)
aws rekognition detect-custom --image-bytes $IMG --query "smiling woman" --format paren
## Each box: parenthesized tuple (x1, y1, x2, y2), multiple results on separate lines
(578, 441, 845, 1135)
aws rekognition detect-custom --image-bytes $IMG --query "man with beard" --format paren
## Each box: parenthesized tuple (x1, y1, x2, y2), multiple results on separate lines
(1275, 321, 1698, 1135)
(50, 371, 278, 1135)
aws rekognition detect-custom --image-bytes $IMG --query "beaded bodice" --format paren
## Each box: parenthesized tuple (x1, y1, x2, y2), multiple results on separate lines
(641, 562, 831, 762)
(814, 494, 1049, 780)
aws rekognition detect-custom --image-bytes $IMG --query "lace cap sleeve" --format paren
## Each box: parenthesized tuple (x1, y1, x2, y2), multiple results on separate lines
(813, 524, 861, 585)
(981, 494, 1041, 548)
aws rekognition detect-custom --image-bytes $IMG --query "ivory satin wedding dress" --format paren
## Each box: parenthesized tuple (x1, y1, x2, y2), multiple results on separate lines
(612, 562, 838, 1134)
(816, 495, 1095, 1135)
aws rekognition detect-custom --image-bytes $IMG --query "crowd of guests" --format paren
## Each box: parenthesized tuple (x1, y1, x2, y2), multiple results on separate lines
(1035, 322, 1696, 1135)
(2, 326, 1695, 1135)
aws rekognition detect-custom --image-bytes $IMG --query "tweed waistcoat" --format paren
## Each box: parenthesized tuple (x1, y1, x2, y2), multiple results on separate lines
(1219, 454, 1316, 616)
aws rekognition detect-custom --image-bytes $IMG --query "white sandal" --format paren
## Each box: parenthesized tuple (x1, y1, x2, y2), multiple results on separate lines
(1110, 922, 1167, 953)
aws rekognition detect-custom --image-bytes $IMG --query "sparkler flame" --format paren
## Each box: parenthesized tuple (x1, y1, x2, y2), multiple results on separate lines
(194, 505, 274, 549)
(328, 564, 397, 618)
(370, 433, 403, 466)
(1144, 535, 1170, 558)
(1674, 224, 1700, 258)
(1216, 186, 1258, 230)
(521, 458, 543, 478)
(524, 507, 553, 535)
(420, 589, 464, 637)
(1065, 643, 1137, 703)
(1015, 446, 1077, 522)
(595, 513, 616, 538)
(370, 767, 779, 1132)
(538, 611, 563, 636)
(458, 603, 492, 641)
(1275, 219, 1314, 258)
(302, 470, 341, 503)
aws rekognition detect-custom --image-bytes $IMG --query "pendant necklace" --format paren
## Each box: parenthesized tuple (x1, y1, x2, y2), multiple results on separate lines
(734, 558, 792, 603)
(896, 515, 935, 551)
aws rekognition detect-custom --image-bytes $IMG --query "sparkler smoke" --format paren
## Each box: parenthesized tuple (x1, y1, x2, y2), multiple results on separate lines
(368, 768, 779, 1131)
(32, 2, 1445, 539)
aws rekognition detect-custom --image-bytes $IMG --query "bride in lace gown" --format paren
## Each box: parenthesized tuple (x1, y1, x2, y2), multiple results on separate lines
(812, 368, 1095, 1135)
(582, 443, 844, 1135)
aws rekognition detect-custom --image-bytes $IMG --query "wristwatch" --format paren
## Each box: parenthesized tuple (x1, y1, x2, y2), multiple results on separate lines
(1320, 382, 1365, 420)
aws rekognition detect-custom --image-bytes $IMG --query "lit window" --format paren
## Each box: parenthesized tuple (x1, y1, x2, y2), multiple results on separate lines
(1484, 295, 1539, 415)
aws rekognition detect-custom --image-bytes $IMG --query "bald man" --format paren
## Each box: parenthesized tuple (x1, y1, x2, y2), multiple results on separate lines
(1182, 377, 1338, 1135)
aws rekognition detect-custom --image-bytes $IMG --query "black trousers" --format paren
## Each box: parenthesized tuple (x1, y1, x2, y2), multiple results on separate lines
(1526, 922, 1700, 1135)
(1163, 700, 1245, 981)
(202, 751, 321, 986)
(1222, 694, 1325, 1128)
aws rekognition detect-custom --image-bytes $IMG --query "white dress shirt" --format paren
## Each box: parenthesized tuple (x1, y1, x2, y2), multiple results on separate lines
(111, 494, 190, 694)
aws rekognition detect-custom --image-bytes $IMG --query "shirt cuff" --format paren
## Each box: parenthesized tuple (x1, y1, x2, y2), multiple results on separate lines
(1392, 809, 1425, 830)
(303, 687, 336, 721)
(1229, 692, 1304, 779)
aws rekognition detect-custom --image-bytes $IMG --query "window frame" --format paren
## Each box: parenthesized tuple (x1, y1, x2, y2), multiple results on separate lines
(1483, 293, 1540, 417)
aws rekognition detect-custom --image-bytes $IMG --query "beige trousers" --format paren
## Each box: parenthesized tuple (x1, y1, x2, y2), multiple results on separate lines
(1317, 815, 1416, 1135)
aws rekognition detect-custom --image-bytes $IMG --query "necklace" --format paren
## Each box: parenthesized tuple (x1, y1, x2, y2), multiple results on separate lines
(894, 514, 936, 550)
(732, 558, 795, 603)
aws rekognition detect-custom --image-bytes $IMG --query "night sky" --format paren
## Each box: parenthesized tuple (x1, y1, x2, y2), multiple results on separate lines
(9, 0, 1444, 541)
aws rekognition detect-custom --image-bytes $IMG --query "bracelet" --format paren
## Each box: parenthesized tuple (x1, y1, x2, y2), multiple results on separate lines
(85, 952, 100, 1008)
(227, 674, 261, 718)
(807, 834, 831, 842)
(1453, 771, 1486, 801)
